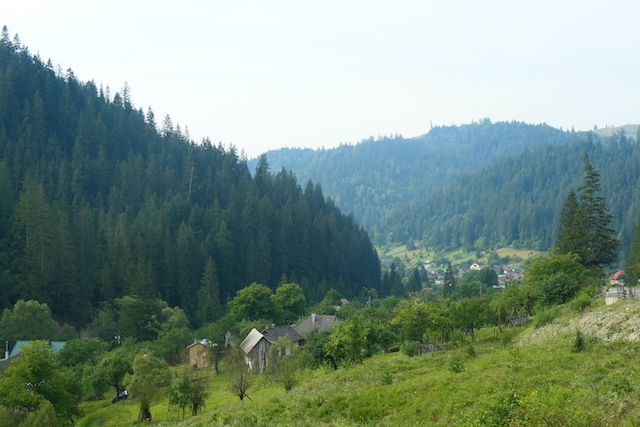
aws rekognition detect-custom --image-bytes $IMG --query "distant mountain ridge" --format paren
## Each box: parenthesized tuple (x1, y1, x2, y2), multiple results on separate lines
(250, 120, 582, 239)
(251, 121, 640, 263)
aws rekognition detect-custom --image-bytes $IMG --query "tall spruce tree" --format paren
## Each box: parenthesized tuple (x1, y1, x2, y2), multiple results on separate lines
(554, 153, 618, 268)
(624, 216, 640, 287)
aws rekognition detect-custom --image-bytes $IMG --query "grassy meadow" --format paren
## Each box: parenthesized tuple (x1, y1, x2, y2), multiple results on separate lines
(78, 298, 640, 426)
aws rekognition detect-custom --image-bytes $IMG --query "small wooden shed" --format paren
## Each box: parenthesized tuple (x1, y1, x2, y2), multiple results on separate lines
(188, 339, 215, 368)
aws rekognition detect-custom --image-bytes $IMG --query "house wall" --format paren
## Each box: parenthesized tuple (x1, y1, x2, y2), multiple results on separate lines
(245, 339, 270, 373)
(189, 343, 211, 368)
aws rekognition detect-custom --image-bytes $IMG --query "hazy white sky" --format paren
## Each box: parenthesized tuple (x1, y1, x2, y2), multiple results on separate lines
(3, 1, 640, 158)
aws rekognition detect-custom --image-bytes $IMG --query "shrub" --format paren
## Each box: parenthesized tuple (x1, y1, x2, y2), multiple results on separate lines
(401, 341, 418, 357)
(500, 328, 518, 348)
(466, 345, 477, 358)
(572, 329, 585, 353)
(448, 353, 465, 373)
(532, 306, 559, 329)
(569, 294, 592, 311)
(380, 371, 393, 386)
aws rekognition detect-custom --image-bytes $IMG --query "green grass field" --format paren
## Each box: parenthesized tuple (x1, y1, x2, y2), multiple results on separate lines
(78, 299, 640, 426)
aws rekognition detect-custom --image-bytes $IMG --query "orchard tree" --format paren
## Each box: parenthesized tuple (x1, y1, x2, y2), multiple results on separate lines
(227, 345, 252, 402)
(391, 299, 432, 342)
(267, 336, 302, 392)
(325, 313, 370, 365)
(169, 368, 209, 418)
(124, 352, 169, 422)
(0, 341, 79, 422)
(96, 349, 132, 402)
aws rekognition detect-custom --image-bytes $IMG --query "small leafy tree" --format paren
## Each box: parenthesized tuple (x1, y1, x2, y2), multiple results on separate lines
(227, 345, 251, 402)
(326, 314, 370, 365)
(0, 341, 78, 422)
(96, 349, 132, 402)
(169, 368, 209, 418)
(18, 400, 62, 427)
(124, 352, 169, 422)
(267, 336, 302, 392)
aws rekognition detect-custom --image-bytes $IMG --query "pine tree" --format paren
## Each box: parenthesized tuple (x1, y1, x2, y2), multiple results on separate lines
(555, 153, 619, 268)
(443, 262, 456, 297)
(196, 258, 222, 324)
(625, 216, 640, 287)
(554, 189, 584, 256)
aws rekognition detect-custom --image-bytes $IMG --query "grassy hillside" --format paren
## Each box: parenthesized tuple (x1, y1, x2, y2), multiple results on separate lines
(78, 298, 640, 426)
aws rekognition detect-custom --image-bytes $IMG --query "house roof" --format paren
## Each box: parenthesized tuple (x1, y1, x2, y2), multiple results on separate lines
(9, 340, 67, 358)
(187, 338, 215, 349)
(262, 325, 303, 344)
(611, 270, 625, 280)
(293, 314, 338, 339)
(239, 328, 266, 354)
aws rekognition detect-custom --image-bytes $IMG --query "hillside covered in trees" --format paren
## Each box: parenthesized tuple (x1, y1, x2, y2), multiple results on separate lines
(250, 120, 580, 234)
(253, 120, 639, 262)
(380, 131, 640, 259)
(0, 28, 380, 328)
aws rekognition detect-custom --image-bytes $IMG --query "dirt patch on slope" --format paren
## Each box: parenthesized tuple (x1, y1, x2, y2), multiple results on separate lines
(517, 300, 640, 346)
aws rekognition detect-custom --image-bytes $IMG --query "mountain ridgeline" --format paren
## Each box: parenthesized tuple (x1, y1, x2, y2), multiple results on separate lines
(254, 123, 640, 261)
(250, 121, 577, 235)
(0, 30, 380, 326)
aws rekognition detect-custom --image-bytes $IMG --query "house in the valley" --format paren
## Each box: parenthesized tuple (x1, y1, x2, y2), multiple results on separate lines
(2, 339, 67, 369)
(470, 262, 485, 271)
(293, 314, 338, 345)
(610, 270, 625, 286)
(188, 339, 216, 368)
(239, 325, 303, 373)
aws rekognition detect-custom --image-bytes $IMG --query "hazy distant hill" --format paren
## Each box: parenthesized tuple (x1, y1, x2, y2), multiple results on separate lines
(251, 122, 640, 262)
(250, 120, 579, 238)
(379, 131, 640, 261)
(593, 124, 639, 139)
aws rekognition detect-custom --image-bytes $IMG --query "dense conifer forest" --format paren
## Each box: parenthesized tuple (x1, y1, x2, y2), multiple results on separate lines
(380, 131, 640, 258)
(255, 121, 639, 262)
(0, 29, 380, 327)
(251, 120, 579, 235)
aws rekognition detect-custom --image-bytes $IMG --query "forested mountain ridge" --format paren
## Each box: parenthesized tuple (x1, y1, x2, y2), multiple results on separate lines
(379, 131, 640, 260)
(249, 120, 580, 236)
(0, 29, 380, 327)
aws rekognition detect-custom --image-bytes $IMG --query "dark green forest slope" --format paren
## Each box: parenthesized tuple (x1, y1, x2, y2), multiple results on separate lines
(250, 121, 578, 236)
(379, 132, 640, 259)
(0, 29, 380, 327)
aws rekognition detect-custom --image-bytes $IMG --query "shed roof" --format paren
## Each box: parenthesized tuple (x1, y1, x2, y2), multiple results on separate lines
(239, 328, 266, 354)
(187, 338, 215, 348)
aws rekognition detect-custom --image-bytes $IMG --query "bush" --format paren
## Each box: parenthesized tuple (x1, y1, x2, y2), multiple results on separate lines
(532, 306, 559, 329)
(572, 329, 585, 353)
(466, 345, 477, 358)
(401, 341, 418, 357)
(569, 294, 592, 312)
(380, 371, 393, 386)
(500, 328, 518, 348)
(448, 353, 465, 373)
